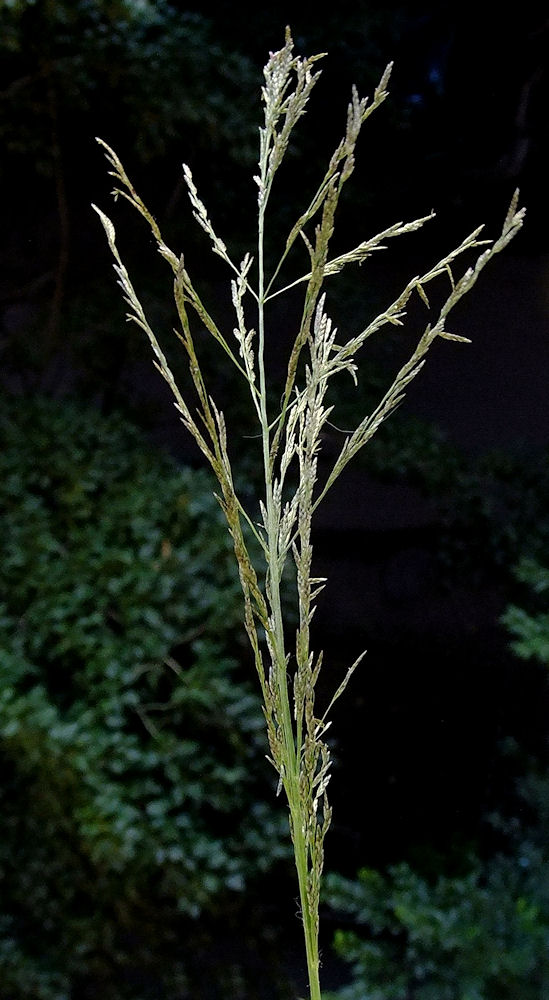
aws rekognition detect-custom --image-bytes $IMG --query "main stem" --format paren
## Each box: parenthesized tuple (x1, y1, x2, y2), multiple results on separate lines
(257, 201, 322, 1000)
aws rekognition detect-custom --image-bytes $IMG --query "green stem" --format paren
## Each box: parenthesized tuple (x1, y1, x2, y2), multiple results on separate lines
(291, 798, 322, 1000)
(258, 193, 322, 1000)
(257, 198, 296, 773)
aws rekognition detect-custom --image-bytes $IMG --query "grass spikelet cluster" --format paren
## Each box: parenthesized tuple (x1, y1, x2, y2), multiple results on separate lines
(94, 28, 524, 999)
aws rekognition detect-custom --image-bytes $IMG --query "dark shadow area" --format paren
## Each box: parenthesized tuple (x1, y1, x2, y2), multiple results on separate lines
(2, 3, 549, 997)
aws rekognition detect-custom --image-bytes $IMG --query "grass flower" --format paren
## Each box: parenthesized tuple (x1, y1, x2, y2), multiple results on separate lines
(94, 28, 524, 999)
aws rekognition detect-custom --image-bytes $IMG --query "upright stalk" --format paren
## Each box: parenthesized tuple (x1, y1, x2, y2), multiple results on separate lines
(258, 187, 321, 997)
(94, 29, 524, 999)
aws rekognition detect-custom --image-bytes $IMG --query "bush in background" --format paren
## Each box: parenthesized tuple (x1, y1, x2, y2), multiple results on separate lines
(0, 394, 288, 999)
(324, 821, 549, 1000)
(323, 533, 549, 1000)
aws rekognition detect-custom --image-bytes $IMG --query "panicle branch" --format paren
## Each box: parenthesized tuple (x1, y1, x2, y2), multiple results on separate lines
(95, 30, 524, 1000)
(255, 27, 325, 210)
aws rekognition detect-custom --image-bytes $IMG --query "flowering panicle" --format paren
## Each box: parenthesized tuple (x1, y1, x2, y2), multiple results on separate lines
(95, 30, 524, 1000)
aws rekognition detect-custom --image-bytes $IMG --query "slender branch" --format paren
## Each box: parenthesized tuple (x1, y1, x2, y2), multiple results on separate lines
(95, 30, 524, 1000)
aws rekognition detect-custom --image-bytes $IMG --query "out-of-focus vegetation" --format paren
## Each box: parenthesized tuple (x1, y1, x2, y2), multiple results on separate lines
(324, 778, 549, 1000)
(0, 394, 291, 999)
(503, 559, 549, 666)
(3, 392, 549, 996)
(2, 1, 545, 399)
(0, 0, 261, 395)
(1, 2, 549, 996)
(321, 431, 549, 1000)
(0, 0, 259, 171)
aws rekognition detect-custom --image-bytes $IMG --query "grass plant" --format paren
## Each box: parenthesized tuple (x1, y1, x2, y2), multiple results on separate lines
(94, 29, 524, 999)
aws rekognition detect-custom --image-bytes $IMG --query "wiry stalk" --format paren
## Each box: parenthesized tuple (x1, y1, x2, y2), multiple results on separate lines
(94, 28, 524, 1000)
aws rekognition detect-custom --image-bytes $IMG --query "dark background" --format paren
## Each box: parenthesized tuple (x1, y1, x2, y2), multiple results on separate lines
(1, 1, 549, 995)
(2, 0, 548, 852)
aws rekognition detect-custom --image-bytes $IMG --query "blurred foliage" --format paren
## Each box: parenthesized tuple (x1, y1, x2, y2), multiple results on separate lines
(0, 0, 259, 172)
(2, 1, 543, 407)
(0, 393, 290, 999)
(0, 0, 263, 393)
(320, 431, 549, 999)
(0, 6, 548, 992)
(502, 558, 549, 666)
(324, 771, 549, 1000)
(353, 413, 549, 591)
(311, 415, 549, 871)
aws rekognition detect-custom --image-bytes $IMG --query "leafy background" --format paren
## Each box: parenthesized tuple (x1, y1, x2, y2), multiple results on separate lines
(1, 1, 549, 997)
